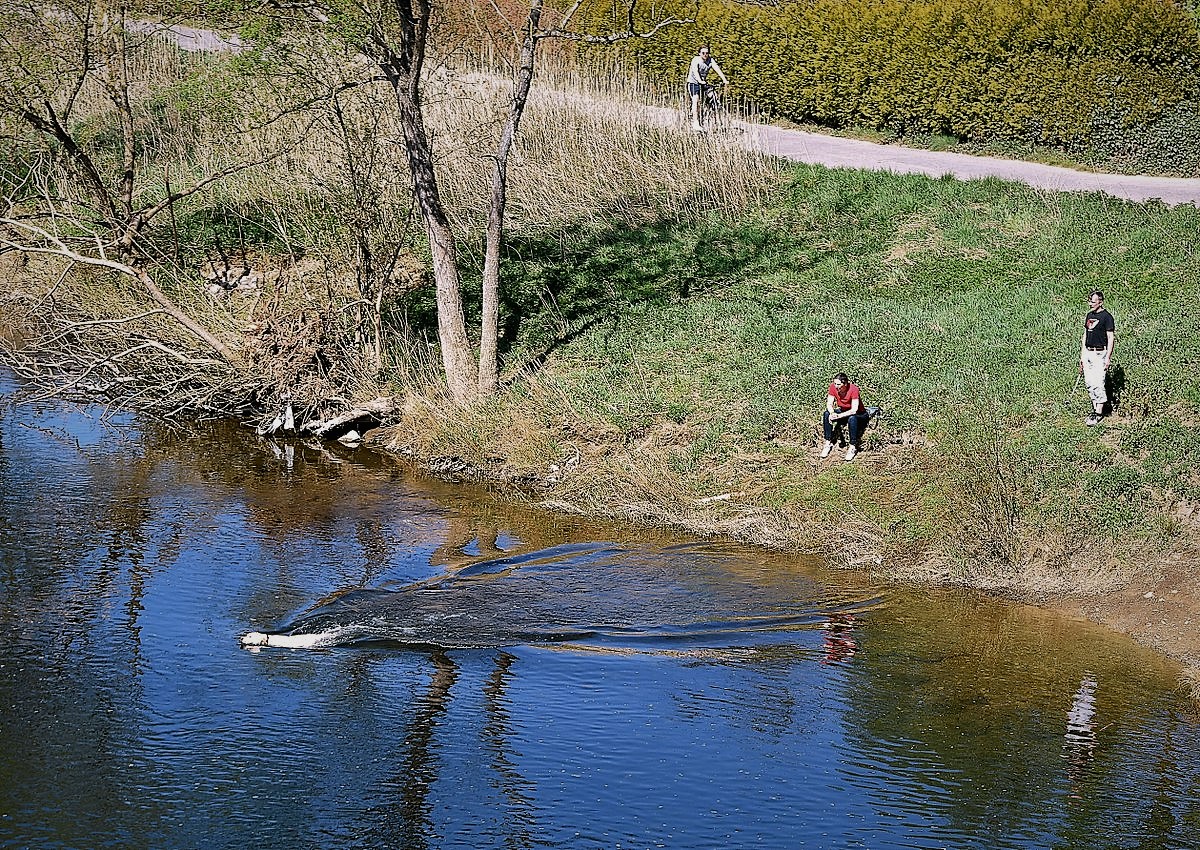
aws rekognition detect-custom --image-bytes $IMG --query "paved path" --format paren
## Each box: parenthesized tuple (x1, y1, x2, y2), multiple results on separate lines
(749, 123, 1200, 206)
(128, 20, 248, 53)
(135, 20, 1200, 207)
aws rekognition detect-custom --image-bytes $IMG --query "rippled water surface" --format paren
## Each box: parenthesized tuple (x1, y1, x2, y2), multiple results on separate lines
(2, 376, 1198, 849)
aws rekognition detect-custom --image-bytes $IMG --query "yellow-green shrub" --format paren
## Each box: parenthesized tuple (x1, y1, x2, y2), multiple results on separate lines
(618, 0, 1200, 172)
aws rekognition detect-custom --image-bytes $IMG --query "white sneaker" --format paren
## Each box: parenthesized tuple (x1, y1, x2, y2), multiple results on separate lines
(692, 121, 703, 132)
(820, 441, 833, 459)
(844, 446, 857, 462)
(1085, 414, 1103, 427)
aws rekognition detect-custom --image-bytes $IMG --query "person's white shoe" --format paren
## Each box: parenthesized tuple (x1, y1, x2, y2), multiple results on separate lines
(820, 441, 833, 459)
(1085, 413, 1103, 427)
(692, 121, 703, 132)
(844, 446, 857, 462)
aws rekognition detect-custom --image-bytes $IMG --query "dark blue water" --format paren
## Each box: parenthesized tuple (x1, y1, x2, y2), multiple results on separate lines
(1, 375, 1198, 850)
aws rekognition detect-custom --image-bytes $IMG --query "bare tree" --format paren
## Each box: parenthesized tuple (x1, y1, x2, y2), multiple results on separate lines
(274, 0, 696, 404)
(359, 0, 482, 404)
(477, 0, 698, 395)
(2, 0, 696, 413)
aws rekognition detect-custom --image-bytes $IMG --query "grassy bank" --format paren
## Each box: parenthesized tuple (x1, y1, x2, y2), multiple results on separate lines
(382, 164, 1200, 597)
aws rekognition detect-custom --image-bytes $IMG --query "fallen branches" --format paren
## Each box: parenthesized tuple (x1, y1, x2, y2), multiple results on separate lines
(1, 217, 240, 364)
(0, 261, 254, 417)
(302, 396, 395, 440)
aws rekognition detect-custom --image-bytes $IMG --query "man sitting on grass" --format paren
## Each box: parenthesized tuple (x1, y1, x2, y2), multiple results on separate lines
(821, 372, 869, 462)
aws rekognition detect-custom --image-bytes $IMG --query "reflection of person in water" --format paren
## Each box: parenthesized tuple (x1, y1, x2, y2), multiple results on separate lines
(1063, 675, 1098, 793)
(822, 612, 858, 664)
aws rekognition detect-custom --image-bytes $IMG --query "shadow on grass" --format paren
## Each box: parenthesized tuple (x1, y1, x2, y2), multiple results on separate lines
(1107, 363, 1126, 413)
(397, 194, 822, 382)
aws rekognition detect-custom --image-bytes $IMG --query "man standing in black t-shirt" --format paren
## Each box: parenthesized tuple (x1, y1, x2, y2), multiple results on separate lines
(1080, 289, 1116, 426)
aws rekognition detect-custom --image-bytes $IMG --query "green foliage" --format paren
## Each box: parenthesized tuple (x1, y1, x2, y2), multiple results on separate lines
(624, 0, 1200, 174)
(170, 200, 293, 257)
(1087, 101, 1200, 175)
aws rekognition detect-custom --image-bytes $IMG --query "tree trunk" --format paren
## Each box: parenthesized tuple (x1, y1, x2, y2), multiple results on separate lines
(393, 89, 478, 404)
(479, 0, 542, 396)
(384, 0, 478, 405)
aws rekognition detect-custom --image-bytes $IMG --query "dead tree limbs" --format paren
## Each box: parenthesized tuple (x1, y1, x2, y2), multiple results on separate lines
(1, 217, 240, 364)
(302, 396, 395, 440)
(536, 0, 698, 43)
(0, 2, 299, 392)
(0, 277, 250, 416)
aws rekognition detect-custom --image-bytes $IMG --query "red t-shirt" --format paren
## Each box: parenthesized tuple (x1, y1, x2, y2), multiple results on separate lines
(828, 382, 861, 412)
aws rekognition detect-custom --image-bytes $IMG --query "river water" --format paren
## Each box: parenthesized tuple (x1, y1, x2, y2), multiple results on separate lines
(1, 375, 1197, 850)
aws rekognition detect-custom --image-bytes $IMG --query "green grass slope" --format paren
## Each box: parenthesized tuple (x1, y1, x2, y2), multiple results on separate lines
(394, 164, 1200, 595)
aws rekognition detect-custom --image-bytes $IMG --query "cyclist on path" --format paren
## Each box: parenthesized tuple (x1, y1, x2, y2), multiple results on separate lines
(687, 45, 729, 132)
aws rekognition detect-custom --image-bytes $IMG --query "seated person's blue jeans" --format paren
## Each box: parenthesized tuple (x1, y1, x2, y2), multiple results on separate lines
(823, 410, 870, 446)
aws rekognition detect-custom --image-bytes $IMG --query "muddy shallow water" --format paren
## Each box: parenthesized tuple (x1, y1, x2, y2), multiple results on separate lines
(1, 376, 1198, 849)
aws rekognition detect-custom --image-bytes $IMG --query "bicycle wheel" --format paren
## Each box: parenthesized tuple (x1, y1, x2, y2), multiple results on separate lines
(713, 100, 741, 135)
(703, 88, 742, 136)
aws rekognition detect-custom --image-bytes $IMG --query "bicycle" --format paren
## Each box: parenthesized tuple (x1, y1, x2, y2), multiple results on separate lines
(699, 84, 742, 136)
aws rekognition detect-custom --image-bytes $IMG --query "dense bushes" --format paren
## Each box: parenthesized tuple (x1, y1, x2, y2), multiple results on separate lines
(619, 0, 1200, 174)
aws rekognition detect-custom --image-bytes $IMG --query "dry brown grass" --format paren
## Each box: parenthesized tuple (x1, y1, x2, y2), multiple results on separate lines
(1180, 667, 1200, 704)
(220, 60, 782, 244)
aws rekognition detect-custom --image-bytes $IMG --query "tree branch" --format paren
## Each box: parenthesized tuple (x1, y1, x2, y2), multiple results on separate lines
(537, 17, 696, 44)
(36, 310, 170, 347)
(1, 217, 241, 365)
(21, 101, 122, 228)
(135, 148, 293, 227)
(539, 0, 698, 43)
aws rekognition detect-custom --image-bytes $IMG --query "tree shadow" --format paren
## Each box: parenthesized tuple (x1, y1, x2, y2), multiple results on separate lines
(1106, 363, 1126, 412)
(402, 191, 822, 382)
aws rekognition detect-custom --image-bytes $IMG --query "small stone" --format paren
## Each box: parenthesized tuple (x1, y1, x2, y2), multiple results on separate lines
(1143, 591, 1155, 599)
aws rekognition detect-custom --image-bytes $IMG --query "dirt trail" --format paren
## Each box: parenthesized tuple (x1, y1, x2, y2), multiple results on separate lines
(635, 100, 1200, 204)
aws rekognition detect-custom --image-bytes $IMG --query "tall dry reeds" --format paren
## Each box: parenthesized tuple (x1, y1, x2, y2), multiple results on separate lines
(424, 65, 781, 233)
(220, 56, 781, 247)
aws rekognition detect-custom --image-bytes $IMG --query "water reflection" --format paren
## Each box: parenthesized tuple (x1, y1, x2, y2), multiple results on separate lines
(1064, 675, 1098, 794)
(481, 651, 538, 848)
(822, 611, 859, 664)
(840, 598, 1200, 848)
(368, 650, 459, 850)
(3, 373, 1200, 850)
